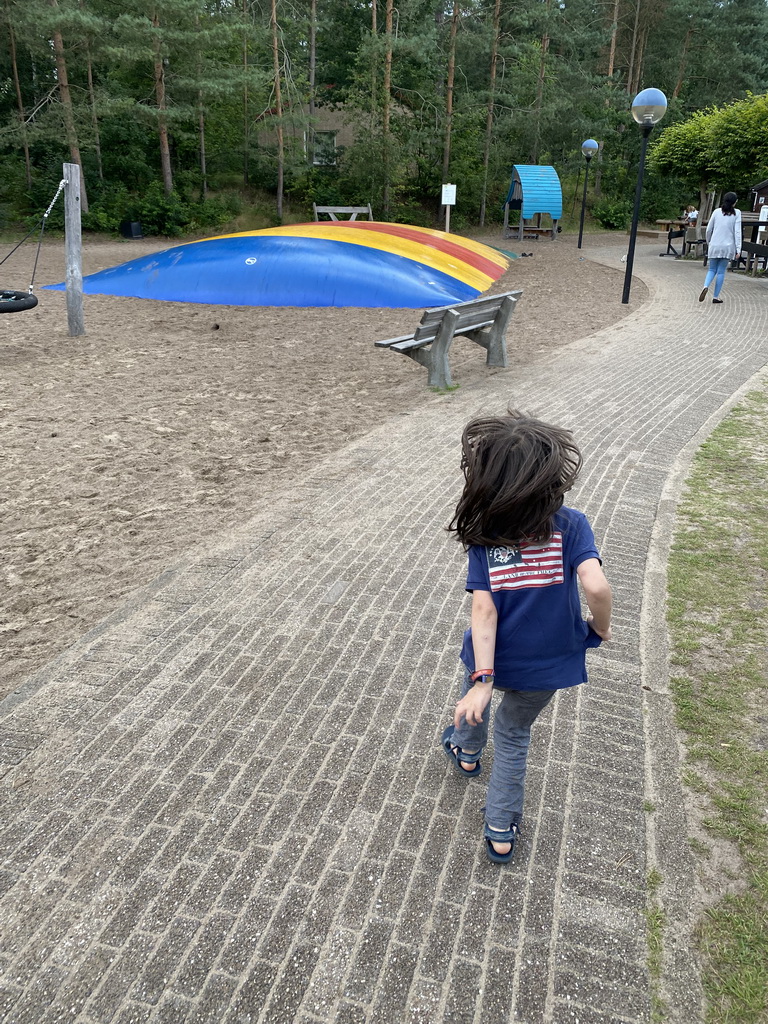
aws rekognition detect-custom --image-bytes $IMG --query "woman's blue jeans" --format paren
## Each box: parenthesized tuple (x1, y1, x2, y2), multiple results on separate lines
(449, 670, 556, 830)
(704, 257, 730, 298)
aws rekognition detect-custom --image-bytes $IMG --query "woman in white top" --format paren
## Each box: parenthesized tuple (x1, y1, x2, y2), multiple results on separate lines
(699, 193, 742, 304)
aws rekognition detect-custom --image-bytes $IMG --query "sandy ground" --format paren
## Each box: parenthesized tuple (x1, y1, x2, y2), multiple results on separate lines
(0, 228, 645, 700)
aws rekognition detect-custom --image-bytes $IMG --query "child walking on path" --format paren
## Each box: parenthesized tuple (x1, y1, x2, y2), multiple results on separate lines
(441, 411, 612, 863)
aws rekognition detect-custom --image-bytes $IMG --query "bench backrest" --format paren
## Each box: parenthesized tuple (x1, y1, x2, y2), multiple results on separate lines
(313, 204, 373, 221)
(412, 291, 521, 341)
(742, 241, 768, 256)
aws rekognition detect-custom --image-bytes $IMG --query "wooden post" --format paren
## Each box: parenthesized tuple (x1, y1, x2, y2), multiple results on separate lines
(63, 162, 85, 336)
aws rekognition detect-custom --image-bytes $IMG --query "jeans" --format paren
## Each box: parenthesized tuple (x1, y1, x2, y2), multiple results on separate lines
(449, 670, 556, 830)
(704, 257, 730, 298)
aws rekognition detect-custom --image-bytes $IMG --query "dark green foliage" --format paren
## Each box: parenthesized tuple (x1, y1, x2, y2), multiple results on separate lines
(652, 95, 768, 199)
(592, 198, 633, 231)
(2, 0, 767, 233)
(81, 180, 241, 236)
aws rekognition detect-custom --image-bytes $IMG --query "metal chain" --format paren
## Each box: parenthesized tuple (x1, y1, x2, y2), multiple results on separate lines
(43, 178, 67, 220)
(0, 177, 69, 293)
(28, 178, 68, 292)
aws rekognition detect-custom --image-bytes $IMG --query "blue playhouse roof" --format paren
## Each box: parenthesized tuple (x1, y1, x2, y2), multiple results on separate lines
(505, 165, 563, 219)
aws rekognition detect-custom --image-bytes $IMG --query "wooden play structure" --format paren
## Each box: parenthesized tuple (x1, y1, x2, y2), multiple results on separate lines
(503, 165, 562, 241)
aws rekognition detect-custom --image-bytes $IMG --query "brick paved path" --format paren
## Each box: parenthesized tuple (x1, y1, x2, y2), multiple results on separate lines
(2, 242, 767, 1024)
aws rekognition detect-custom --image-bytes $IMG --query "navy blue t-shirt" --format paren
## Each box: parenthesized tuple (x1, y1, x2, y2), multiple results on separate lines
(460, 506, 602, 691)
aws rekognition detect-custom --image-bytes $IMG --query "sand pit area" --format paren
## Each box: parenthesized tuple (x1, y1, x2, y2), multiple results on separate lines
(0, 229, 645, 699)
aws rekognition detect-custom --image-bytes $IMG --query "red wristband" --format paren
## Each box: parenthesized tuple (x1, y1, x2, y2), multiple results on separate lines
(470, 668, 494, 681)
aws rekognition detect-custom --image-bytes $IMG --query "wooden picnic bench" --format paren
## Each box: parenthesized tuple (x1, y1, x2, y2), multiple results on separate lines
(375, 290, 522, 389)
(313, 204, 373, 221)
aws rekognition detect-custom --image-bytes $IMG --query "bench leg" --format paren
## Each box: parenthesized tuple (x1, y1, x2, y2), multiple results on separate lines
(464, 294, 518, 369)
(485, 294, 517, 367)
(407, 308, 457, 388)
(428, 308, 458, 387)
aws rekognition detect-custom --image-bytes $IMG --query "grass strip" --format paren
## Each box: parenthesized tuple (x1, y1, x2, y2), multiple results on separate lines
(667, 388, 768, 1023)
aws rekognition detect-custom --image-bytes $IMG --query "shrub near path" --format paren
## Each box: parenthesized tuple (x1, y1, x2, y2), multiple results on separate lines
(667, 388, 768, 1023)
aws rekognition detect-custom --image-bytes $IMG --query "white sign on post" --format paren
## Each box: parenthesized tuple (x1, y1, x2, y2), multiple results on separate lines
(442, 183, 457, 233)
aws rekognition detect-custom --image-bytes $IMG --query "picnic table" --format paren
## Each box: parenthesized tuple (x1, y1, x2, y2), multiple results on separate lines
(657, 219, 689, 257)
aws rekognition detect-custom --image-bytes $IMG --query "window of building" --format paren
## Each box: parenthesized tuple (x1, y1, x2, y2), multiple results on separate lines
(311, 130, 337, 166)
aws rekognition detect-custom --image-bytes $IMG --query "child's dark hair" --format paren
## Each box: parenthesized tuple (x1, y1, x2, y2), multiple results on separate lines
(448, 410, 582, 547)
(721, 192, 738, 216)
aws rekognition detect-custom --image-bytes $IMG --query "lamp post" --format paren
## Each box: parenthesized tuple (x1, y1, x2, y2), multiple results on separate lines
(578, 139, 599, 249)
(622, 88, 667, 303)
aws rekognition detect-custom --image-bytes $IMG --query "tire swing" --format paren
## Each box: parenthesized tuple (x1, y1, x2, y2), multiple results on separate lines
(0, 290, 38, 313)
(0, 178, 66, 314)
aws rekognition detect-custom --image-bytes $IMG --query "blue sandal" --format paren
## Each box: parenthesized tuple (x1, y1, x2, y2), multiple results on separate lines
(441, 726, 482, 777)
(484, 818, 521, 864)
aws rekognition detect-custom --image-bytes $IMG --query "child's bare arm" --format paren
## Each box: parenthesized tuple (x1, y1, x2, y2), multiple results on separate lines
(577, 558, 613, 640)
(454, 590, 497, 727)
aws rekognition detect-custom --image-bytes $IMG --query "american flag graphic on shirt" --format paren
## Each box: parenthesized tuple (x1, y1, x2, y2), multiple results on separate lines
(486, 534, 564, 590)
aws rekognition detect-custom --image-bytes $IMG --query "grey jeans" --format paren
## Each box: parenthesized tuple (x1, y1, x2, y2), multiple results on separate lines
(450, 670, 557, 830)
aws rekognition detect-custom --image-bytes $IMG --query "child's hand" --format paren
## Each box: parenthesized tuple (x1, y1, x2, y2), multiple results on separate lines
(454, 683, 494, 728)
(587, 615, 612, 641)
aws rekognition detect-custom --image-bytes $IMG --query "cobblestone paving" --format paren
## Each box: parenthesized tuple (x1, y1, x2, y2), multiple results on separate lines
(1, 242, 767, 1024)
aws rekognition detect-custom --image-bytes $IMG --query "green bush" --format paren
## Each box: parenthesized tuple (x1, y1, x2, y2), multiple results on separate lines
(81, 183, 133, 234)
(80, 179, 241, 236)
(133, 182, 189, 237)
(592, 198, 632, 230)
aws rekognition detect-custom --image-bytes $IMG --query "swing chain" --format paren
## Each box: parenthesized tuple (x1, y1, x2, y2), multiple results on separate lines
(28, 177, 68, 293)
(0, 176, 71, 298)
(43, 178, 67, 221)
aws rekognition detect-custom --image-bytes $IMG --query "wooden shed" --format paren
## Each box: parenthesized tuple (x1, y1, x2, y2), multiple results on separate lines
(750, 179, 768, 212)
(503, 165, 563, 240)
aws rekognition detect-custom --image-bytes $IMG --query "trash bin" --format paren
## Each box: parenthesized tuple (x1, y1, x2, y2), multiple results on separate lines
(119, 221, 143, 239)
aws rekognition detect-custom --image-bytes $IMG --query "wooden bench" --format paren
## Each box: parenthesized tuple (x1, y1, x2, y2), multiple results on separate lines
(375, 291, 522, 389)
(313, 204, 373, 221)
(521, 226, 556, 239)
(742, 241, 768, 275)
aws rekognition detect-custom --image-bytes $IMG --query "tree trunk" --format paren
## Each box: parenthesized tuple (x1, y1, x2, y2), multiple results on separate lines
(270, 0, 284, 221)
(479, 0, 501, 226)
(371, 0, 377, 115)
(194, 15, 207, 198)
(243, 0, 249, 185)
(626, 0, 641, 94)
(199, 94, 208, 199)
(78, 0, 103, 181)
(382, 0, 393, 217)
(85, 48, 104, 181)
(308, 0, 316, 118)
(441, 0, 459, 184)
(532, 0, 552, 163)
(594, 140, 604, 197)
(632, 25, 648, 94)
(151, 10, 174, 195)
(672, 26, 692, 99)
(607, 0, 620, 77)
(6, 6, 32, 188)
(50, 0, 89, 211)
